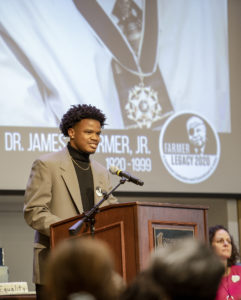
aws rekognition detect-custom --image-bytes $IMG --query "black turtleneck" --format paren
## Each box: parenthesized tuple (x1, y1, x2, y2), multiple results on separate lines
(67, 142, 94, 212)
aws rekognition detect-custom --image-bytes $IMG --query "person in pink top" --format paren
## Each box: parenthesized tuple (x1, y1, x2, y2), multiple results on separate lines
(209, 225, 241, 300)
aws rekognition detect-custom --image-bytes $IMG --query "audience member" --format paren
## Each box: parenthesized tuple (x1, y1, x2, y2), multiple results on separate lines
(209, 224, 241, 300)
(44, 237, 123, 300)
(119, 270, 169, 300)
(144, 238, 224, 300)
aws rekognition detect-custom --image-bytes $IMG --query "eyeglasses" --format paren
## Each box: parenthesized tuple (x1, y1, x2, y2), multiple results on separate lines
(213, 239, 231, 245)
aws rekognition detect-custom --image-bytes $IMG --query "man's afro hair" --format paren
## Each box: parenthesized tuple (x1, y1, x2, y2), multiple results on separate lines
(59, 104, 106, 137)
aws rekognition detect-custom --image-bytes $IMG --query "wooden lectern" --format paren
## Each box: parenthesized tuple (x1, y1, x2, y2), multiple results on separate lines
(50, 201, 208, 283)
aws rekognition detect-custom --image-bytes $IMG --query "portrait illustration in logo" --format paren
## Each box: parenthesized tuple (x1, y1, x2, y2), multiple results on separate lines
(159, 112, 220, 184)
(186, 116, 216, 155)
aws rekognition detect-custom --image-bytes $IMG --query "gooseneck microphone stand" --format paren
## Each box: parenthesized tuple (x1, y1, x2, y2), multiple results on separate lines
(69, 177, 127, 236)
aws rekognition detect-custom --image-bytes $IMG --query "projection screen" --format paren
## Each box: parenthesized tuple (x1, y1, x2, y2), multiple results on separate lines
(0, 0, 240, 194)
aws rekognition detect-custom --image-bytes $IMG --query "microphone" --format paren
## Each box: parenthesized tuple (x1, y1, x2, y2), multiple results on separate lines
(109, 165, 144, 186)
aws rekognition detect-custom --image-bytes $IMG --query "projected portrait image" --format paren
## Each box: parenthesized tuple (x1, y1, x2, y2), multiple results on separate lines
(0, 0, 230, 133)
(186, 116, 216, 155)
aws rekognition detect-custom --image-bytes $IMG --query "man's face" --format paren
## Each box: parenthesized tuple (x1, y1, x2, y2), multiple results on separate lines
(188, 124, 206, 148)
(68, 119, 101, 154)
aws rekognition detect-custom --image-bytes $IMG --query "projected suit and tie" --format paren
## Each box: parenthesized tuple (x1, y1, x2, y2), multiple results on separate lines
(0, 0, 230, 132)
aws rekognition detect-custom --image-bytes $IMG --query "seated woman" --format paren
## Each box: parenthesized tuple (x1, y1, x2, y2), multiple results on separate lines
(209, 225, 241, 300)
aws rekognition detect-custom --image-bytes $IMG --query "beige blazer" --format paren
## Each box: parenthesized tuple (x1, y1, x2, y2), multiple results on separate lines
(24, 147, 117, 284)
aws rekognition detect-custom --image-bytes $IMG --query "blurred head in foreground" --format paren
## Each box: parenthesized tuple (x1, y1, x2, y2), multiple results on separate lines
(45, 237, 122, 300)
(119, 270, 169, 300)
(148, 238, 224, 300)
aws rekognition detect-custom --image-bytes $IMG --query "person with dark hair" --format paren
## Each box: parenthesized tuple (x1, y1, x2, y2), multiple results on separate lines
(24, 104, 118, 300)
(209, 225, 241, 300)
(146, 238, 224, 300)
(119, 270, 169, 300)
(44, 237, 122, 300)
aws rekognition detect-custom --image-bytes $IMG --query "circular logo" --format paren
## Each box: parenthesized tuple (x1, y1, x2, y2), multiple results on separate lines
(159, 112, 220, 184)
